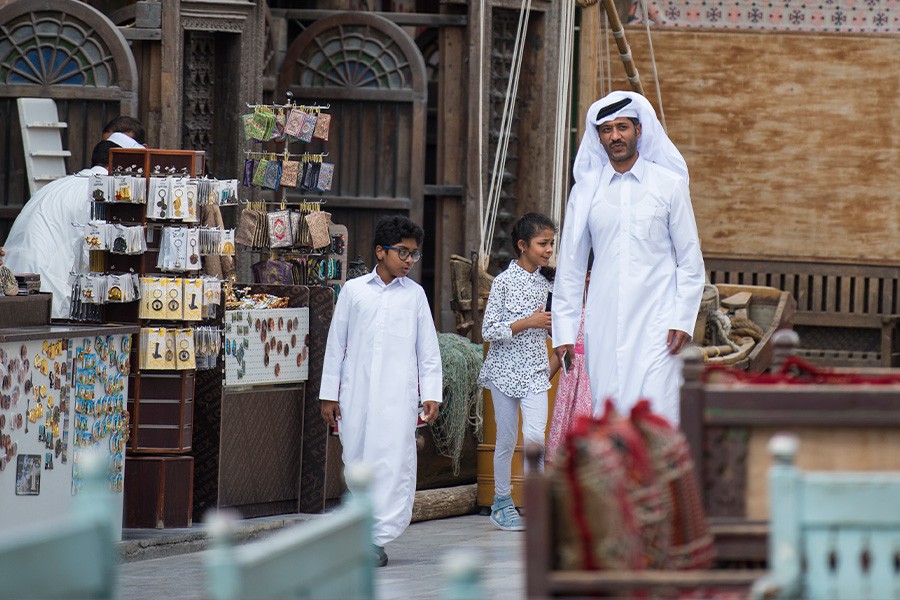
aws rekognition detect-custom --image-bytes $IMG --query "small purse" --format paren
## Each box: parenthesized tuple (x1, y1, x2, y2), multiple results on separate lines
(252, 259, 294, 285)
(281, 160, 301, 187)
(313, 113, 331, 141)
(305, 211, 332, 250)
(235, 208, 262, 247)
(267, 210, 294, 248)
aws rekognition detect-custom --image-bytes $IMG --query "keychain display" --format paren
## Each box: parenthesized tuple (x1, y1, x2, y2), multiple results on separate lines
(138, 276, 222, 321)
(193, 326, 223, 371)
(138, 328, 196, 370)
(224, 308, 310, 386)
(69, 273, 141, 308)
(82, 222, 146, 255)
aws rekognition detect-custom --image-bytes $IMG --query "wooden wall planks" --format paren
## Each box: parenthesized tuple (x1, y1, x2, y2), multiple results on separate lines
(598, 28, 900, 263)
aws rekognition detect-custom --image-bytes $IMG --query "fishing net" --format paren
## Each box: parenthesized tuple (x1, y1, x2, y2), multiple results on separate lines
(431, 333, 484, 475)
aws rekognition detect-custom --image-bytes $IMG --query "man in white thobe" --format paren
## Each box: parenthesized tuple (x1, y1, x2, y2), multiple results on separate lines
(4, 132, 144, 319)
(319, 215, 442, 567)
(552, 91, 705, 424)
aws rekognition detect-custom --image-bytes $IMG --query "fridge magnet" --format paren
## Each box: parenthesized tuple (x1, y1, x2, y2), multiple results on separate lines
(15, 454, 41, 495)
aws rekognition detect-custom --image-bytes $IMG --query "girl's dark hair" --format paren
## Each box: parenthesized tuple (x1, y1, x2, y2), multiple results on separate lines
(511, 212, 556, 256)
(511, 212, 557, 281)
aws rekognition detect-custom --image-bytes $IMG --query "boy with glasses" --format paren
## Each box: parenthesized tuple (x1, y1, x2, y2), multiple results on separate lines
(320, 215, 442, 567)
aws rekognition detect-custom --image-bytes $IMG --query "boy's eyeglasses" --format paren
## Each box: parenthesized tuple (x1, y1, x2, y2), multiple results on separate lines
(382, 246, 422, 263)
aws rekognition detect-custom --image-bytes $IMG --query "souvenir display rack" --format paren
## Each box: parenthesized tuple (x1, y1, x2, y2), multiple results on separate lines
(96, 147, 233, 528)
(190, 97, 345, 520)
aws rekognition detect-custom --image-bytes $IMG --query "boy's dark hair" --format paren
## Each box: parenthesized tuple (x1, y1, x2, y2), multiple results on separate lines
(103, 115, 146, 145)
(511, 212, 556, 256)
(373, 215, 424, 249)
(90, 140, 118, 168)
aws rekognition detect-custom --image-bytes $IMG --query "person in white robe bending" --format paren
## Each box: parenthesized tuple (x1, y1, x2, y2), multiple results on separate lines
(3, 125, 144, 319)
(552, 91, 705, 425)
(320, 215, 442, 568)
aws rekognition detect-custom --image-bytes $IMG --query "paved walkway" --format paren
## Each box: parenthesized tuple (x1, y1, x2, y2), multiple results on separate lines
(118, 514, 525, 599)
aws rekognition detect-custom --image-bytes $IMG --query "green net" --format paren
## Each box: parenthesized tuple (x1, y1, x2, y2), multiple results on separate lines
(430, 333, 484, 475)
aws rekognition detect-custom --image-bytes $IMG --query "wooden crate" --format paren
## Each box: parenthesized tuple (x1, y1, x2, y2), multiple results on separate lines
(124, 455, 194, 529)
(127, 370, 194, 453)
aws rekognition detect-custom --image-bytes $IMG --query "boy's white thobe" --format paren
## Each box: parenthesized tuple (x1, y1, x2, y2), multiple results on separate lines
(320, 268, 442, 546)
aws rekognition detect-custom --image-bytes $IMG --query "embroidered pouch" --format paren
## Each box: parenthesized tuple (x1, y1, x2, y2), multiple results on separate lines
(298, 113, 317, 143)
(305, 211, 332, 249)
(252, 159, 269, 187)
(242, 159, 255, 187)
(284, 108, 307, 138)
(280, 160, 301, 187)
(267, 210, 294, 248)
(261, 160, 282, 190)
(315, 162, 335, 192)
(313, 113, 331, 141)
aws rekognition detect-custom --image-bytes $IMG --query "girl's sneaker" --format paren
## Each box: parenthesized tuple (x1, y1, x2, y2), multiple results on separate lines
(490, 495, 525, 531)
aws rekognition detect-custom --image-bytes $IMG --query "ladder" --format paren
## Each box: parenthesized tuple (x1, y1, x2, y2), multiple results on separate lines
(17, 98, 71, 196)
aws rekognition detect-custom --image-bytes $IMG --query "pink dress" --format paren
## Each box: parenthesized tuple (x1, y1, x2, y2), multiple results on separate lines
(547, 313, 593, 462)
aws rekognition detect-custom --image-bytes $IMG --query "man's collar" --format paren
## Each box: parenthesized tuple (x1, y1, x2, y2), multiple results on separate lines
(600, 154, 646, 185)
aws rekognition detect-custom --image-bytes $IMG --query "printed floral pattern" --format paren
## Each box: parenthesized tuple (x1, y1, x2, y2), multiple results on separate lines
(634, 0, 899, 33)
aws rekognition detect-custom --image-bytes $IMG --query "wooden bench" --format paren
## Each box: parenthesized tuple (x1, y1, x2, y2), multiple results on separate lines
(680, 331, 900, 564)
(204, 463, 374, 600)
(0, 453, 118, 600)
(753, 434, 900, 599)
(705, 256, 900, 367)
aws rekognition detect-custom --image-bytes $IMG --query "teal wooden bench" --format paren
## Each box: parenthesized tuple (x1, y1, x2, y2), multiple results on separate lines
(204, 463, 375, 600)
(0, 452, 118, 600)
(754, 434, 900, 599)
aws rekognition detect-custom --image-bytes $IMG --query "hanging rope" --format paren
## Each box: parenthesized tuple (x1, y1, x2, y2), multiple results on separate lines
(550, 0, 576, 238)
(479, 0, 533, 269)
(638, 0, 667, 130)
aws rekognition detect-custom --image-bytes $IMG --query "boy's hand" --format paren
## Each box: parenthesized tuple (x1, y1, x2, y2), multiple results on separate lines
(320, 400, 341, 428)
(421, 401, 439, 423)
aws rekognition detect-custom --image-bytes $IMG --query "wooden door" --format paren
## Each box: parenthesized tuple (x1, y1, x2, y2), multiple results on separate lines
(277, 12, 427, 281)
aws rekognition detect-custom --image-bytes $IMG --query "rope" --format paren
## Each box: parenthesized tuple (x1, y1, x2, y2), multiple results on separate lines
(479, 0, 532, 269)
(550, 0, 576, 244)
(638, 0, 667, 130)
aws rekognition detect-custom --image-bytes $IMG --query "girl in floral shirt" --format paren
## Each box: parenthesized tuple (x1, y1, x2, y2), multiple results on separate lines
(478, 212, 557, 531)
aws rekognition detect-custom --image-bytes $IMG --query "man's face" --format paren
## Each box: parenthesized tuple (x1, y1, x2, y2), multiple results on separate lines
(597, 117, 641, 166)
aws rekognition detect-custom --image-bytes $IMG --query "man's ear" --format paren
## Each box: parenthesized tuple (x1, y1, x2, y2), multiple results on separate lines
(635, 122, 642, 139)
